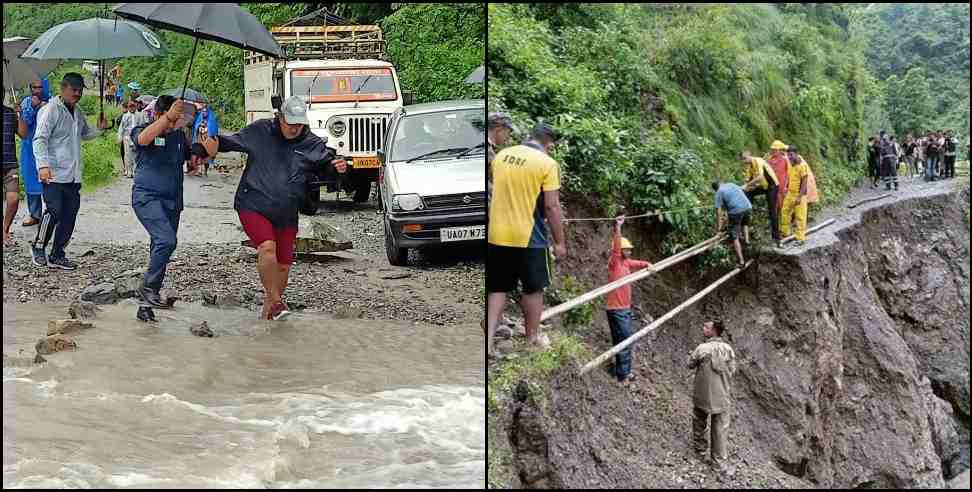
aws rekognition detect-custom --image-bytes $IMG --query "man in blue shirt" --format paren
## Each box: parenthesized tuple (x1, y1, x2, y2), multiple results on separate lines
(18, 79, 49, 227)
(130, 95, 200, 309)
(712, 180, 752, 267)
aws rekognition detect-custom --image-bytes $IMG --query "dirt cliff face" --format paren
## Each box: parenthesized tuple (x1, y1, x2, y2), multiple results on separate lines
(503, 184, 970, 489)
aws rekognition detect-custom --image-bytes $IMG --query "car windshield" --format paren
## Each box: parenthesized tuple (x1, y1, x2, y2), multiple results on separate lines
(390, 109, 486, 162)
(291, 68, 398, 103)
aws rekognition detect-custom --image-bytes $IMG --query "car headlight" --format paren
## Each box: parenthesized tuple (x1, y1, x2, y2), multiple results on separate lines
(392, 194, 424, 212)
(327, 117, 346, 137)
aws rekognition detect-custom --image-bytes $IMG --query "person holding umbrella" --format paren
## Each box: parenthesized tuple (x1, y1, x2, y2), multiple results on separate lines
(130, 95, 203, 309)
(30, 73, 105, 269)
(197, 96, 347, 320)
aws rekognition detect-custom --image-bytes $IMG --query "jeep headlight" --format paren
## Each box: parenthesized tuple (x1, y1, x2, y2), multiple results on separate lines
(393, 194, 424, 212)
(327, 117, 347, 137)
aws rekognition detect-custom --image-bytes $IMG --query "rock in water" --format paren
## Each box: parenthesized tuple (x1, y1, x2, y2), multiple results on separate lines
(47, 319, 94, 336)
(190, 321, 214, 338)
(160, 289, 180, 307)
(35, 335, 78, 355)
(81, 283, 119, 304)
(68, 300, 99, 319)
(114, 273, 143, 299)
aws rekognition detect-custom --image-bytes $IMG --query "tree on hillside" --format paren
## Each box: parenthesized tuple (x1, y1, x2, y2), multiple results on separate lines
(883, 67, 934, 136)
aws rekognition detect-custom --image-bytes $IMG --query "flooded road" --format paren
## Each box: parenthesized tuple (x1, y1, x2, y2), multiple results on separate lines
(3, 302, 485, 488)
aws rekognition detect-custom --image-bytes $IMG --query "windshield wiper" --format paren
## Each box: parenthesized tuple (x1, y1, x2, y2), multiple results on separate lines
(455, 142, 486, 158)
(405, 148, 470, 163)
(352, 74, 374, 109)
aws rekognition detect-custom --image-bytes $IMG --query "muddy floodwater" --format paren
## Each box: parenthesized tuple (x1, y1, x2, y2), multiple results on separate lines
(2, 301, 485, 488)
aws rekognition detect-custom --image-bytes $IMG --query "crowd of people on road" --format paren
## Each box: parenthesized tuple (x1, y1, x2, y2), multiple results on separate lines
(3, 72, 347, 322)
(868, 129, 966, 186)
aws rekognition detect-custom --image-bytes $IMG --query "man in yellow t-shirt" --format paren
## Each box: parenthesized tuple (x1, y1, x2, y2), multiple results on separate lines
(740, 150, 782, 246)
(780, 146, 810, 246)
(486, 121, 566, 358)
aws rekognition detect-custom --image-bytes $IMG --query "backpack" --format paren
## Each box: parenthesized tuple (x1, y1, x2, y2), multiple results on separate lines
(945, 138, 957, 154)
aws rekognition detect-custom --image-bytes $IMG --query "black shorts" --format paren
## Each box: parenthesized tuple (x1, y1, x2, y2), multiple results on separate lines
(727, 211, 751, 241)
(486, 244, 551, 295)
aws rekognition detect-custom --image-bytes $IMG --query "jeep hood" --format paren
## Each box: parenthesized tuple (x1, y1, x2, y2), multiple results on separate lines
(388, 157, 485, 197)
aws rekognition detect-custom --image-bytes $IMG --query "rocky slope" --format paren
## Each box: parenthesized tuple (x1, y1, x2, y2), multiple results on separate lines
(494, 180, 970, 489)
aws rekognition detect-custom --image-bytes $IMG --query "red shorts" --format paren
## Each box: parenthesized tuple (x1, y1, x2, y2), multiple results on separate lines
(238, 210, 298, 265)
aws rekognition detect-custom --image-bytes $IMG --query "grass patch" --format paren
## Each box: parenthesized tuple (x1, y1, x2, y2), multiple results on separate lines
(487, 437, 512, 489)
(488, 332, 592, 413)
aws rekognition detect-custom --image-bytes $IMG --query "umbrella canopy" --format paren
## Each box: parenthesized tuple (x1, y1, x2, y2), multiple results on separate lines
(160, 87, 207, 103)
(112, 3, 284, 58)
(21, 17, 166, 121)
(2, 37, 61, 95)
(21, 17, 165, 60)
(465, 65, 484, 85)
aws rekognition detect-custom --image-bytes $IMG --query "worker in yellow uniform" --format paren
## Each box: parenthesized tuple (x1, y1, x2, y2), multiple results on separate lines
(740, 151, 782, 247)
(486, 121, 566, 358)
(779, 145, 810, 247)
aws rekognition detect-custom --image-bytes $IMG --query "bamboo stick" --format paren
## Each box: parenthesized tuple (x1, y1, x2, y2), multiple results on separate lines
(540, 235, 726, 322)
(779, 218, 837, 245)
(580, 260, 754, 376)
(847, 194, 892, 209)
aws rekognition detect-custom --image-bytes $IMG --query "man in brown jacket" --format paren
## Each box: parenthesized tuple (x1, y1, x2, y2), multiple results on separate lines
(689, 320, 737, 470)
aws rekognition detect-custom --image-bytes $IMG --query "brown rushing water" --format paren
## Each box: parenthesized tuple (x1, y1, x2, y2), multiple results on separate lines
(3, 301, 485, 488)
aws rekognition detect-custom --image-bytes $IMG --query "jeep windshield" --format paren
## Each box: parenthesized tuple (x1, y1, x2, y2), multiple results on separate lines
(291, 68, 398, 103)
(390, 109, 486, 163)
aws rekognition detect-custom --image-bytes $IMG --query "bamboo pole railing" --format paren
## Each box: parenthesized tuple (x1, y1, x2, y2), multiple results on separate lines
(540, 234, 726, 323)
(580, 260, 754, 376)
(779, 218, 837, 245)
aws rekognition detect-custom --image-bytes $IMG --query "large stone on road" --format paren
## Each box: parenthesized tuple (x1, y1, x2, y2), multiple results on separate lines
(241, 216, 352, 253)
(114, 269, 145, 298)
(81, 283, 119, 304)
(47, 319, 94, 336)
(35, 334, 79, 355)
(68, 300, 99, 320)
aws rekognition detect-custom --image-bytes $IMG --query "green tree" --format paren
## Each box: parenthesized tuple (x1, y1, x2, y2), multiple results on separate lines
(884, 67, 934, 136)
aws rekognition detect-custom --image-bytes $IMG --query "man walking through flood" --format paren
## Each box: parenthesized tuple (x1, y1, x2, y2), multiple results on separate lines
(605, 215, 653, 385)
(199, 95, 346, 320)
(689, 320, 737, 473)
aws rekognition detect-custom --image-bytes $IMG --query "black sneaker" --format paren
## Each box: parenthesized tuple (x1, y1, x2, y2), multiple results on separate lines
(139, 285, 169, 309)
(136, 306, 157, 322)
(47, 256, 77, 270)
(31, 247, 48, 267)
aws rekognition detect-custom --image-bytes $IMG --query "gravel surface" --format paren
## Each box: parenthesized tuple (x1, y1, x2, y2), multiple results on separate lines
(2, 158, 484, 326)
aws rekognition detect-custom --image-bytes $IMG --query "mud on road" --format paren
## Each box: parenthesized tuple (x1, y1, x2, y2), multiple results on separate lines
(2, 158, 484, 326)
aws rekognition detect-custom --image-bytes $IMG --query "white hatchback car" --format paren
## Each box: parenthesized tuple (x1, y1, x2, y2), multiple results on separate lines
(378, 100, 486, 266)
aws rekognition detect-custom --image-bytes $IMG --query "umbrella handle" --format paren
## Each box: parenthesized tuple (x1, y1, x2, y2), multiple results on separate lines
(182, 37, 200, 100)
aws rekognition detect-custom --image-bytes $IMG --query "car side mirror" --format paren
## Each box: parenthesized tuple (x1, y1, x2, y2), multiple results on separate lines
(271, 95, 282, 110)
(402, 90, 414, 106)
(377, 149, 385, 164)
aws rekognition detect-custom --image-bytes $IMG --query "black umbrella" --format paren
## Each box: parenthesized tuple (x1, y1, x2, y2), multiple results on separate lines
(160, 87, 207, 103)
(112, 3, 284, 99)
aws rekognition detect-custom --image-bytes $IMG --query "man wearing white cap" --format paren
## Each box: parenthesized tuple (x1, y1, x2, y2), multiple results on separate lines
(199, 95, 347, 320)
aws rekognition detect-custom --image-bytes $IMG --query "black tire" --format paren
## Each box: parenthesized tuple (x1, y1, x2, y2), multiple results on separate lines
(384, 219, 408, 266)
(353, 180, 372, 203)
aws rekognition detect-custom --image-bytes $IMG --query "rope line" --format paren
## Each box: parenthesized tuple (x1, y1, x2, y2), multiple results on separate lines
(563, 205, 713, 223)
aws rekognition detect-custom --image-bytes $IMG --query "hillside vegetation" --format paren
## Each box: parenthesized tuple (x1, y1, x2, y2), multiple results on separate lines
(851, 2, 970, 138)
(488, 3, 870, 252)
(4, 3, 485, 131)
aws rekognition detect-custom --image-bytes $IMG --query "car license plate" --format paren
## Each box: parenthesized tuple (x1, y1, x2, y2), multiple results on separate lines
(352, 156, 380, 169)
(440, 225, 486, 242)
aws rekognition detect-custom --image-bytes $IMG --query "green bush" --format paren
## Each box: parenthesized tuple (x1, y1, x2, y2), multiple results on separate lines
(544, 274, 595, 330)
(489, 3, 866, 248)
